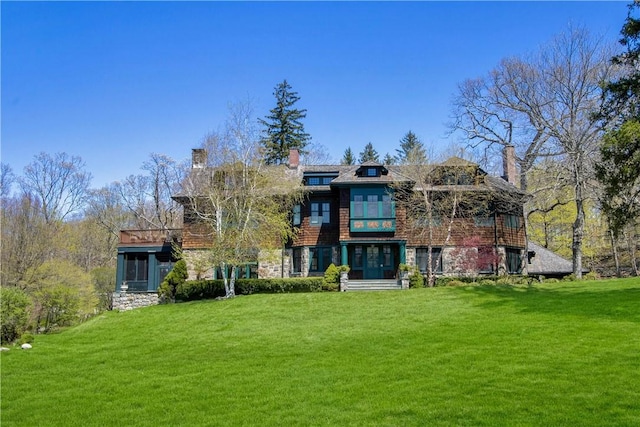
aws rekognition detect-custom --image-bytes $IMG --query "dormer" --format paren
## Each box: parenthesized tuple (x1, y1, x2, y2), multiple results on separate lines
(355, 162, 388, 178)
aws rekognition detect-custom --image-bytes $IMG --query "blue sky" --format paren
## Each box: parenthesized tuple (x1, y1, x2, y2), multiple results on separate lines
(1, 1, 630, 188)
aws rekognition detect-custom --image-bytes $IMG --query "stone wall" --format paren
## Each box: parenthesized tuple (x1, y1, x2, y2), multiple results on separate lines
(112, 292, 159, 310)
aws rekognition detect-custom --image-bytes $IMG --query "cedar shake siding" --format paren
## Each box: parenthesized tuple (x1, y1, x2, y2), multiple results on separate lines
(168, 147, 530, 280)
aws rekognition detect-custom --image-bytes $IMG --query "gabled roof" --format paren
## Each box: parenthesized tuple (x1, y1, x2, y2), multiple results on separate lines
(527, 241, 577, 276)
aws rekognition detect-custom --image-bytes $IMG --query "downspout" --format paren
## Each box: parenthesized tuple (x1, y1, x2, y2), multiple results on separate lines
(493, 209, 499, 275)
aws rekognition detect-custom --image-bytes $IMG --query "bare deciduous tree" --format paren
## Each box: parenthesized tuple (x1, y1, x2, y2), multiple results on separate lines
(181, 102, 304, 298)
(18, 152, 92, 224)
(451, 26, 613, 278)
(114, 154, 186, 230)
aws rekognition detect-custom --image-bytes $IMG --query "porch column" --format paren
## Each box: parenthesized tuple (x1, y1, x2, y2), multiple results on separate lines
(400, 242, 406, 264)
(341, 243, 348, 266)
(116, 252, 125, 291)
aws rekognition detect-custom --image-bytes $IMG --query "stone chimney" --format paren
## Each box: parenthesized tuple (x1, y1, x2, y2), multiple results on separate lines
(502, 145, 517, 186)
(192, 148, 206, 169)
(288, 148, 300, 169)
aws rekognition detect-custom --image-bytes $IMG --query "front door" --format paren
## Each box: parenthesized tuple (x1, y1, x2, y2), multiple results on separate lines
(363, 244, 394, 279)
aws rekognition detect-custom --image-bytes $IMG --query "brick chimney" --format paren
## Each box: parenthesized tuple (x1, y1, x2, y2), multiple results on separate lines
(192, 148, 206, 169)
(288, 148, 300, 169)
(502, 145, 517, 186)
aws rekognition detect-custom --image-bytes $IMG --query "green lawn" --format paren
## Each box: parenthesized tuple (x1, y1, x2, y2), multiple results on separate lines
(2, 278, 640, 426)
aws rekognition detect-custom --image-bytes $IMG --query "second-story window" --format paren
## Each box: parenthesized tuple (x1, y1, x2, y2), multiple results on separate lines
(293, 204, 301, 226)
(351, 190, 395, 219)
(311, 202, 330, 225)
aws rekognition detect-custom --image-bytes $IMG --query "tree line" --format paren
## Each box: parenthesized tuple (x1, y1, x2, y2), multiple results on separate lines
(3, 4, 640, 341)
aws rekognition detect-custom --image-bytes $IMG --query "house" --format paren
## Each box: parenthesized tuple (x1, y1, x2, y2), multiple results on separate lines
(113, 229, 181, 310)
(113, 145, 531, 308)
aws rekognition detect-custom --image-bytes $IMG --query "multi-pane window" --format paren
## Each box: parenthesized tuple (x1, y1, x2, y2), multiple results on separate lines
(506, 248, 522, 274)
(366, 167, 378, 177)
(474, 212, 495, 227)
(477, 246, 496, 273)
(310, 202, 331, 225)
(292, 248, 302, 274)
(309, 247, 332, 272)
(367, 195, 378, 217)
(351, 190, 395, 219)
(125, 254, 148, 281)
(353, 195, 364, 217)
(306, 176, 334, 185)
(416, 248, 443, 273)
(382, 245, 392, 267)
(505, 214, 520, 228)
(382, 195, 392, 217)
(213, 263, 258, 279)
(293, 204, 301, 226)
(353, 246, 363, 268)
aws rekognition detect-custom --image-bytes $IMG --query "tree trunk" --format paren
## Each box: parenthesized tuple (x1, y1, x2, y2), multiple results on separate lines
(626, 229, 639, 276)
(572, 190, 585, 279)
(227, 265, 237, 298)
(610, 229, 621, 278)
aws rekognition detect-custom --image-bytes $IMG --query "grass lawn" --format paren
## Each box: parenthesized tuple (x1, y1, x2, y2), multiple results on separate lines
(2, 278, 640, 426)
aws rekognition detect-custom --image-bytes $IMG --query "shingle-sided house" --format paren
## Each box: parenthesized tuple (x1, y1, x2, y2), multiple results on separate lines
(114, 145, 532, 308)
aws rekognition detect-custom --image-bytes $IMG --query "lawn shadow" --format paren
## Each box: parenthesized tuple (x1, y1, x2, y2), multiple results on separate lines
(456, 283, 640, 323)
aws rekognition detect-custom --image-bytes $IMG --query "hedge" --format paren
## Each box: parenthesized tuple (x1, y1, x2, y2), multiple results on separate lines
(175, 277, 325, 301)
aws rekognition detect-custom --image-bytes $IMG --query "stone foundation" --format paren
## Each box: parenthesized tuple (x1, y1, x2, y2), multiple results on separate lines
(112, 292, 159, 310)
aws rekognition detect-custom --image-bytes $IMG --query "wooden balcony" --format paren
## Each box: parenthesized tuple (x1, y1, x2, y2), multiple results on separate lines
(119, 229, 182, 246)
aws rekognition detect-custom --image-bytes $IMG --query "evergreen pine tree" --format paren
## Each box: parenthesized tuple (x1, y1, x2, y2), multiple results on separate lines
(358, 142, 379, 163)
(602, 1, 640, 123)
(259, 80, 311, 164)
(341, 147, 355, 165)
(383, 153, 396, 165)
(395, 131, 426, 164)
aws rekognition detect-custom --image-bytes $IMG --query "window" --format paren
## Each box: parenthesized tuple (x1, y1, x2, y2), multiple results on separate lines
(366, 167, 378, 177)
(474, 215, 495, 227)
(310, 202, 331, 225)
(367, 195, 378, 217)
(505, 214, 520, 229)
(351, 190, 395, 219)
(416, 248, 443, 273)
(125, 254, 148, 282)
(292, 248, 302, 274)
(309, 247, 332, 272)
(354, 246, 363, 268)
(293, 204, 301, 226)
(474, 209, 495, 227)
(353, 195, 364, 218)
(305, 175, 335, 185)
(506, 248, 522, 274)
(477, 246, 496, 273)
(213, 263, 258, 279)
(382, 245, 392, 267)
(382, 195, 392, 217)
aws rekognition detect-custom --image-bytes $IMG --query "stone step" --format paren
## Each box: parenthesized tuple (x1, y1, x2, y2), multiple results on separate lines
(347, 280, 402, 291)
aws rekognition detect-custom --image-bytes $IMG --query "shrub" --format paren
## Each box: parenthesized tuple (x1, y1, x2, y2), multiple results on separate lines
(24, 260, 97, 331)
(323, 264, 340, 291)
(544, 278, 561, 283)
(409, 268, 424, 289)
(18, 333, 35, 345)
(583, 271, 600, 281)
(176, 278, 325, 301)
(478, 279, 496, 286)
(159, 259, 188, 303)
(0, 287, 32, 344)
(446, 279, 467, 287)
(562, 274, 577, 282)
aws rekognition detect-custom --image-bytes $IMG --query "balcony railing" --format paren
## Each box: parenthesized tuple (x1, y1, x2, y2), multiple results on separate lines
(119, 229, 182, 245)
